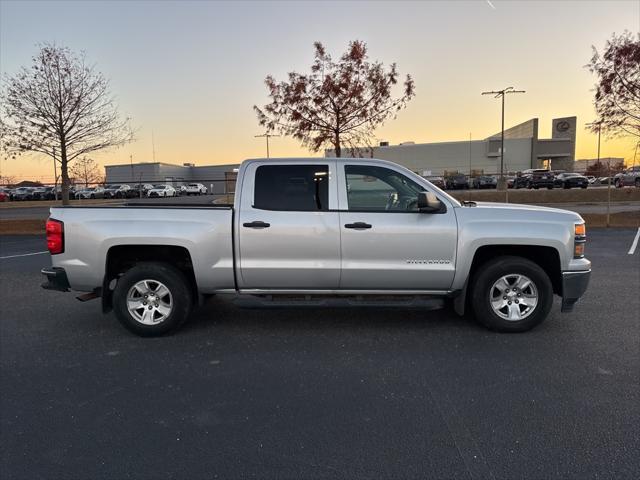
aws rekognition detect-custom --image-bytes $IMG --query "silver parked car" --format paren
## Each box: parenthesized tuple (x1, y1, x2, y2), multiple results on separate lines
(75, 187, 105, 199)
(180, 183, 208, 195)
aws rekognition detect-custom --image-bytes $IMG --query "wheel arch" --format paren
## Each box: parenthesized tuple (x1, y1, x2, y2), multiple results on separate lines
(469, 245, 561, 294)
(453, 244, 562, 316)
(102, 244, 198, 313)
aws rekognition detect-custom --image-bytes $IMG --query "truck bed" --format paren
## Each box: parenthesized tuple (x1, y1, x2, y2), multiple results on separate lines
(48, 205, 236, 293)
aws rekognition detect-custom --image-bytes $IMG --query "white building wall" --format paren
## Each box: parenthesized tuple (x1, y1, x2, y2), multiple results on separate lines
(328, 138, 533, 176)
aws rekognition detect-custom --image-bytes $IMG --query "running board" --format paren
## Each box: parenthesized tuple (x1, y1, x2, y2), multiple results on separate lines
(233, 294, 445, 310)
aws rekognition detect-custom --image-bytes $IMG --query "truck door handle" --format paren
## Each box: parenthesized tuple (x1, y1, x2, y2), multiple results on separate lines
(243, 221, 271, 229)
(345, 222, 372, 230)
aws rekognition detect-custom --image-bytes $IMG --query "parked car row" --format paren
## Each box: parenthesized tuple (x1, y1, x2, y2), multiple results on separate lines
(0, 182, 211, 201)
(1, 186, 64, 201)
(425, 167, 640, 191)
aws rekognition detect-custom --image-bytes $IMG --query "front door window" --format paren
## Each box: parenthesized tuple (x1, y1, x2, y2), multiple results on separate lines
(345, 165, 423, 212)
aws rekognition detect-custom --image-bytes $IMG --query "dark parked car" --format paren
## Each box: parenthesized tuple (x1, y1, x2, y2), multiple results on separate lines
(29, 187, 48, 200)
(10, 187, 36, 201)
(103, 184, 132, 199)
(31, 186, 60, 200)
(445, 174, 469, 190)
(426, 176, 446, 189)
(513, 174, 532, 189)
(129, 183, 154, 198)
(554, 173, 589, 189)
(514, 169, 554, 189)
(472, 175, 497, 189)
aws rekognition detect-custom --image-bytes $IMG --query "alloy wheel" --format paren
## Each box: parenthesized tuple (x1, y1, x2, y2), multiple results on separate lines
(489, 274, 538, 321)
(126, 279, 173, 325)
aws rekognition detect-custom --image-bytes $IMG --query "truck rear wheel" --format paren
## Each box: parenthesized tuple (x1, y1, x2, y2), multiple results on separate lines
(470, 256, 553, 332)
(112, 262, 193, 336)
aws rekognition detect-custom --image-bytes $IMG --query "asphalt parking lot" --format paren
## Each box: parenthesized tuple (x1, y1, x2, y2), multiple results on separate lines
(1, 229, 638, 479)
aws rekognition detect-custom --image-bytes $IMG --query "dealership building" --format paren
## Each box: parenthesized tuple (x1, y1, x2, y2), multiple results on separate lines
(105, 116, 578, 186)
(325, 116, 578, 176)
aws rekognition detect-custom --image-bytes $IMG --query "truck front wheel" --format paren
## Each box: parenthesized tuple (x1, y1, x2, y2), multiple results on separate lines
(470, 256, 553, 332)
(112, 262, 193, 336)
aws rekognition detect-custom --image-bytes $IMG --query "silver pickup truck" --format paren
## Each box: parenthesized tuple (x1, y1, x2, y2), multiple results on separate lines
(42, 158, 591, 336)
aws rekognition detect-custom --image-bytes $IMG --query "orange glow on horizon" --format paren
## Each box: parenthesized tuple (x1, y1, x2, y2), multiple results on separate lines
(1, 0, 637, 182)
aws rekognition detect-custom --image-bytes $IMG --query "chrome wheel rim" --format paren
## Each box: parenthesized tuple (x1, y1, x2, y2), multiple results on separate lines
(126, 279, 173, 325)
(489, 274, 538, 321)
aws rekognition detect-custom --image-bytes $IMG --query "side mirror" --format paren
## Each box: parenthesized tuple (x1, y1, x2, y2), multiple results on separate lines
(417, 191, 443, 213)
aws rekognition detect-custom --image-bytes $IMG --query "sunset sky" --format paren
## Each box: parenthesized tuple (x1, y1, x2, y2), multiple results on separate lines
(1, 0, 638, 181)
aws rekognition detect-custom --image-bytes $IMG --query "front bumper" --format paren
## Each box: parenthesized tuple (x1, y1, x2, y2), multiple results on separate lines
(561, 269, 591, 312)
(41, 267, 71, 292)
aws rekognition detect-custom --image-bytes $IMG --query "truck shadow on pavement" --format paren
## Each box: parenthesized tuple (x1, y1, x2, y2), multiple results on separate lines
(180, 295, 494, 335)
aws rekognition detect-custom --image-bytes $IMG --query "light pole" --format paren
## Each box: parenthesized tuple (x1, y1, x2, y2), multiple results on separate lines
(469, 132, 472, 176)
(255, 132, 280, 159)
(585, 121, 602, 165)
(587, 120, 609, 226)
(482, 87, 525, 190)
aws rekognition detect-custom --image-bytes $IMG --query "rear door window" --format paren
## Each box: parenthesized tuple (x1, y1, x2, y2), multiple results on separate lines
(254, 165, 329, 211)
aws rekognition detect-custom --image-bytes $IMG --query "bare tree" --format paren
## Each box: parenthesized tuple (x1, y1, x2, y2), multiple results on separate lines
(585, 159, 626, 178)
(70, 156, 101, 188)
(0, 174, 16, 186)
(1, 44, 133, 204)
(587, 31, 640, 140)
(254, 40, 415, 157)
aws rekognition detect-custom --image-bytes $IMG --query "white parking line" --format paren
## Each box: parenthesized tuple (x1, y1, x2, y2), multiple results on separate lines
(628, 228, 640, 255)
(0, 251, 49, 260)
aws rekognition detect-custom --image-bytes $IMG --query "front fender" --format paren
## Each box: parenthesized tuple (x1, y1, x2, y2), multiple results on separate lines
(451, 206, 581, 291)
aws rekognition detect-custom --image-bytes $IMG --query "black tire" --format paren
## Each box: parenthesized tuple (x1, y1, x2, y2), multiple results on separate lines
(112, 262, 193, 336)
(470, 256, 553, 333)
(614, 179, 621, 188)
(635, 178, 640, 188)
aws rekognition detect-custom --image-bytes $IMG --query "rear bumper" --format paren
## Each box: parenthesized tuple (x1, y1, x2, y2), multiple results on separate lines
(561, 269, 591, 312)
(41, 267, 71, 292)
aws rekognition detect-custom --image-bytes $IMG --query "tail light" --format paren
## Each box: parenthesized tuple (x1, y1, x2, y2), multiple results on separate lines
(46, 219, 64, 255)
